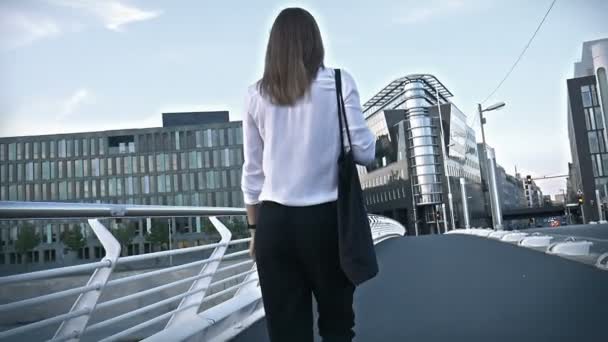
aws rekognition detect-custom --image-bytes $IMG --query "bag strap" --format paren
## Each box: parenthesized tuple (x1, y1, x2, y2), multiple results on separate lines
(334, 69, 353, 156)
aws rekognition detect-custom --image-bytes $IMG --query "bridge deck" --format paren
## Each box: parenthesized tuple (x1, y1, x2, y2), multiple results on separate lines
(233, 234, 608, 341)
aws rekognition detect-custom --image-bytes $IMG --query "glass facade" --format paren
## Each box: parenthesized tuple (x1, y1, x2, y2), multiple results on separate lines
(581, 84, 608, 197)
(0, 123, 244, 207)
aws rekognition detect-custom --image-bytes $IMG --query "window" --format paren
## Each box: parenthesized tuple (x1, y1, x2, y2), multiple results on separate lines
(148, 155, 155, 172)
(223, 149, 230, 167)
(181, 173, 189, 191)
(58, 139, 66, 158)
(42, 161, 50, 180)
(198, 172, 205, 190)
(16, 142, 22, 160)
(140, 156, 146, 173)
(236, 128, 243, 144)
(31, 142, 39, 159)
(90, 138, 96, 156)
(99, 137, 105, 155)
(67, 139, 73, 157)
(581, 85, 593, 108)
(196, 130, 202, 148)
(75, 160, 83, 178)
(180, 152, 186, 170)
(109, 178, 117, 196)
(197, 152, 203, 168)
(189, 151, 197, 170)
(26, 162, 33, 181)
(92, 158, 100, 176)
(8, 143, 16, 160)
(228, 127, 235, 145)
(156, 154, 164, 172)
(83, 138, 89, 156)
(213, 150, 219, 168)
(589, 131, 600, 153)
(115, 157, 122, 175)
(157, 175, 165, 193)
(124, 156, 132, 174)
(204, 151, 211, 168)
(142, 175, 150, 194)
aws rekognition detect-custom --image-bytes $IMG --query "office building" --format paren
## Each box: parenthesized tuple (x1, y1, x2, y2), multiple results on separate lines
(478, 144, 528, 222)
(522, 176, 544, 208)
(567, 38, 608, 222)
(359, 75, 485, 234)
(553, 193, 566, 205)
(0, 112, 243, 270)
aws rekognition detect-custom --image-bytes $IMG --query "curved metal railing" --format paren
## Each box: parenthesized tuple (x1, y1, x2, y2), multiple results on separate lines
(0, 201, 407, 341)
(0, 201, 251, 342)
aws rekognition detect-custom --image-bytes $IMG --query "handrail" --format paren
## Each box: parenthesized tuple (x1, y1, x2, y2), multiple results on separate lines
(0, 201, 251, 342)
(0, 200, 246, 219)
(0, 201, 408, 342)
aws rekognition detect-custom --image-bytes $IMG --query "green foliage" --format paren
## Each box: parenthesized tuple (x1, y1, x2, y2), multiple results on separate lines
(14, 223, 41, 255)
(223, 216, 248, 239)
(112, 221, 136, 255)
(146, 221, 169, 250)
(60, 228, 86, 252)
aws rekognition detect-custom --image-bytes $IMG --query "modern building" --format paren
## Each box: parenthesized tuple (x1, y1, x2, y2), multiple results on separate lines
(0, 112, 244, 271)
(553, 193, 566, 206)
(567, 38, 608, 222)
(359, 74, 486, 235)
(478, 144, 528, 223)
(522, 176, 544, 208)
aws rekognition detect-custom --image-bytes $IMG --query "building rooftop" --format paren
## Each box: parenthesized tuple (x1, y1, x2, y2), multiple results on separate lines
(362, 74, 454, 117)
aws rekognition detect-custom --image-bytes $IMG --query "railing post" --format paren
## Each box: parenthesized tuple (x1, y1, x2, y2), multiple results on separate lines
(165, 216, 232, 328)
(53, 219, 121, 341)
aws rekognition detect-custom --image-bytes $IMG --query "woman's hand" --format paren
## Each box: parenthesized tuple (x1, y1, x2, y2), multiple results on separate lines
(249, 229, 256, 260)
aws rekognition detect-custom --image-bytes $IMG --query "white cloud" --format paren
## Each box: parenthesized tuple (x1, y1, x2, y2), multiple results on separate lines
(52, 0, 162, 32)
(59, 88, 92, 119)
(0, 10, 61, 50)
(0, 1, 160, 50)
(395, 0, 467, 24)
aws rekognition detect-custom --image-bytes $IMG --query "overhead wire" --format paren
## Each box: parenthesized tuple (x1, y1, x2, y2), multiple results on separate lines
(480, 0, 558, 104)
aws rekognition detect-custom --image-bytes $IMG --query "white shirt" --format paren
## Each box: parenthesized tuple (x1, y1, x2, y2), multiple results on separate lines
(241, 67, 376, 206)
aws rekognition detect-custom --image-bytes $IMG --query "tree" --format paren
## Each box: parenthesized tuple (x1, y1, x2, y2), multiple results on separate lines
(14, 223, 41, 262)
(60, 228, 86, 253)
(146, 221, 170, 251)
(112, 221, 136, 256)
(225, 216, 248, 239)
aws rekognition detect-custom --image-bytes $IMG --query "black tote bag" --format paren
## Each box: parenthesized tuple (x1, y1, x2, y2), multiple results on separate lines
(334, 69, 379, 286)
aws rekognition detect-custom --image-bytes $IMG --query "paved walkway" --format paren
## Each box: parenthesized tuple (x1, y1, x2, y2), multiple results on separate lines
(233, 234, 608, 341)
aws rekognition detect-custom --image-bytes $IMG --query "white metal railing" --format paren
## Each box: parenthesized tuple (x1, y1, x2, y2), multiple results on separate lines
(0, 201, 408, 342)
(0, 201, 251, 342)
(143, 214, 406, 342)
(446, 227, 608, 271)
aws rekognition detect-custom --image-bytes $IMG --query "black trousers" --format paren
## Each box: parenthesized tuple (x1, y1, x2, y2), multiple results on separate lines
(255, 200, 355, 342)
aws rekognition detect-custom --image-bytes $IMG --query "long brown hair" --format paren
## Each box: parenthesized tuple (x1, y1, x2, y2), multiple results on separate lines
(259, 8, 325, 106)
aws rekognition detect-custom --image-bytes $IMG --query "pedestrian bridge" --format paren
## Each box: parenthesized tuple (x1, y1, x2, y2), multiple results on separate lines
(0, 202, 607, 341)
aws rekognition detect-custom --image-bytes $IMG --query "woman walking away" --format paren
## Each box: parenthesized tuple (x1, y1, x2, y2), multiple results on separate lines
(241, 7, 376, 342)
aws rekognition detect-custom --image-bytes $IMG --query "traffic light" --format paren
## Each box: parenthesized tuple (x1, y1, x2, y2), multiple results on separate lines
(578, 194, 584, 205)
(526, 175, 532, 185)
(436, 211, 441, 221)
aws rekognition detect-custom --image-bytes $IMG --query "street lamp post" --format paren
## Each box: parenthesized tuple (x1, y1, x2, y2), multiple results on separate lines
(478, 102, 506, 230)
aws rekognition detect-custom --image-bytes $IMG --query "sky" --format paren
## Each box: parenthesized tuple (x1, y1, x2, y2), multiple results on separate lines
(1, 0, 607, 196)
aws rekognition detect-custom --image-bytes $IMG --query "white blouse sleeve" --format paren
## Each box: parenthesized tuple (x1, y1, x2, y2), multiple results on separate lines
(240, 90, 265, 205)
(341, 70, 376, 166)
